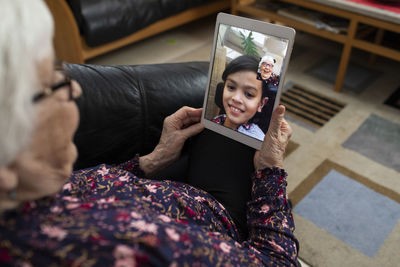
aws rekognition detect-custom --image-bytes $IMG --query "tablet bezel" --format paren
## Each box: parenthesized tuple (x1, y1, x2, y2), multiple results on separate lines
(201, 12, 296, 150)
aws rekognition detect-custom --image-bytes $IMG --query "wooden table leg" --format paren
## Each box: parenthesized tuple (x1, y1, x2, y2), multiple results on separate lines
(335, 44, 352, 92)
(368, 28, 385, 65)
(334, 19, 358, 92)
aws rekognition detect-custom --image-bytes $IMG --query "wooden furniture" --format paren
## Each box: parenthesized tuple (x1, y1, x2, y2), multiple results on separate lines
(231, 0, 400, 92)
(45, 0, 230, 64)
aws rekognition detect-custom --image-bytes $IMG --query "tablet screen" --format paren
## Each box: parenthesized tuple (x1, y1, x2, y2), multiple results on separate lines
(202, 18, 294, 149)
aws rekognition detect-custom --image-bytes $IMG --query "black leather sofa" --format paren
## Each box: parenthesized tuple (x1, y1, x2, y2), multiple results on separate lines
(65, 62, 209, 171)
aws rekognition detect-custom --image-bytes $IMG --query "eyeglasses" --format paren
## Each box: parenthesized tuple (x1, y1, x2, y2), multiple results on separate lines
(32, 62, 73, 103)
(261, 62, 274, 68)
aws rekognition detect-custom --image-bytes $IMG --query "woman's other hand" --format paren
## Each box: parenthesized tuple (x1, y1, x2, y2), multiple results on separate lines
(139, 106, 204, 176)
(254, 105, 292, 170)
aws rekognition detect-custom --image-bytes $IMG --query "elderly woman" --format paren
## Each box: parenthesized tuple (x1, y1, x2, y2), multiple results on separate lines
(258, 55, 280, 88)
(0, 0, 298, 266)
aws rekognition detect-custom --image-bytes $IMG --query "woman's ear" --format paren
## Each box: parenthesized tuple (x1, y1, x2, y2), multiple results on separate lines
(0, 166, 19, 212)
(0, 165, 18, 191)
(258, 97, 269, 112)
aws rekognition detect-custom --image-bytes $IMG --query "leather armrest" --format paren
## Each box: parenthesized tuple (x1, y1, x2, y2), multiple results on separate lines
(64, 62, 209, 170)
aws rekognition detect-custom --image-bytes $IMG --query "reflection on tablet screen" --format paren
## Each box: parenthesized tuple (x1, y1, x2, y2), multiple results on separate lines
(204, 24, 290, 142)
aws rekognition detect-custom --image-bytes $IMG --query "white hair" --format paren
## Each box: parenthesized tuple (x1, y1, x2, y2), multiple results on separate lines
(0, 0, 54, 166)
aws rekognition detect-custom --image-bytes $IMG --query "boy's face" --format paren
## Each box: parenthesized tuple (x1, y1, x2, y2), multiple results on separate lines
(222, 70, 266, 130)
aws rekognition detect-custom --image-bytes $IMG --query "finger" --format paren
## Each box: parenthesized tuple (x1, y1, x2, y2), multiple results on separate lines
(171, 107, 202, 128)
(185, 108, 203, 124)
(179, 108, 203, 128)
(181, 122, 204, 138)
(268, 105, 285, 135)
(0, 167, 17, 191)
(281, 118, 292, 139)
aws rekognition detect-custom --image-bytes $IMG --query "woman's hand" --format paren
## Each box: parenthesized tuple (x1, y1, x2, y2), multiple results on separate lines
(254, 105, 292, 170)
(139, 106, 204, 176)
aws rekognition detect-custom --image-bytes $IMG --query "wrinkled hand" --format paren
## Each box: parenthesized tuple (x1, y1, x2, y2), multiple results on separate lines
(139, 106, 204, 176)
(254, 105, 292, 170)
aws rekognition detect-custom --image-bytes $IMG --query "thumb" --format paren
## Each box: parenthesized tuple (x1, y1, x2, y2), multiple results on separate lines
(269, 105, 285, 133)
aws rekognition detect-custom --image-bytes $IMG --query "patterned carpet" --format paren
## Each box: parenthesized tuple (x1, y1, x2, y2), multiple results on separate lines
(281, 77, 400, 265)
(283, 44, 400, 266)
(291, 160, 400, 261)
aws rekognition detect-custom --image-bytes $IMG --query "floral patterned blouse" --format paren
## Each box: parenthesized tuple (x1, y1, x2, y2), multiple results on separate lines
(0, 155, 298, 266)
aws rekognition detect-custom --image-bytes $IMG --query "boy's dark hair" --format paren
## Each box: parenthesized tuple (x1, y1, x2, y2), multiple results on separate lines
(222, 55, 259, 82)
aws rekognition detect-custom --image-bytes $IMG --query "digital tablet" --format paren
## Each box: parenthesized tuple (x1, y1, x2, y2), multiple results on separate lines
(201, 13, 296, 150)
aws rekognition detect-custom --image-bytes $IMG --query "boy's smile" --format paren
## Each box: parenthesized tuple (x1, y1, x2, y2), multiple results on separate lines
(227, 104, 244, 115)
(222, 71, 265, 130)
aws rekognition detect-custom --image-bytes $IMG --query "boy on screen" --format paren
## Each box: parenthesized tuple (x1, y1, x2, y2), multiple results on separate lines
(212, 55, 269, 141)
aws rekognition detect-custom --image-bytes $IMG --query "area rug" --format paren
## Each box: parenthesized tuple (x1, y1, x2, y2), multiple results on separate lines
(280, 84, 346, 131)
(384, 86, 400, 110)
(290, 160, 400, 266)
(305, 56, 380, 93)
(342, 113, 400, 172)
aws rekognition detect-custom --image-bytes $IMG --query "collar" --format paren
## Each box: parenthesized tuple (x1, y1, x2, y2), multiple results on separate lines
(213, 114, 251, 130)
